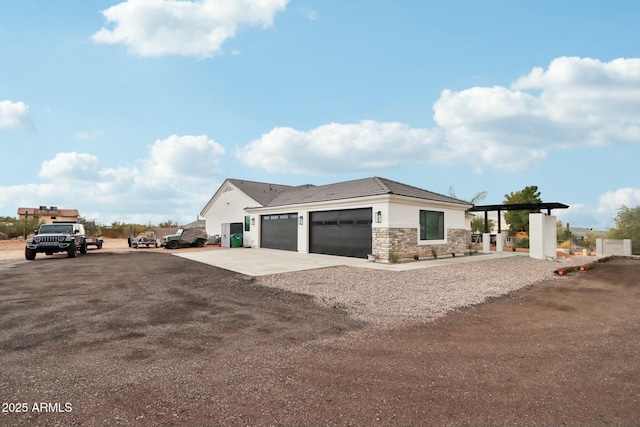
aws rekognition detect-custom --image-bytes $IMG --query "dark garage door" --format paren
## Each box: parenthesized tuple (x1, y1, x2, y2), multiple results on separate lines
(261, 213, 298, 251)
(310, 208, 372, 258)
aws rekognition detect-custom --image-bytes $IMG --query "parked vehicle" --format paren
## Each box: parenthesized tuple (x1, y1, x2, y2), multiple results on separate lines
(207, 234, 221, 245)
(163, 228, 207, 249)
(25, 222, 87, 260)
(86, 236, 103, 249)
(131, 232, 159, 248)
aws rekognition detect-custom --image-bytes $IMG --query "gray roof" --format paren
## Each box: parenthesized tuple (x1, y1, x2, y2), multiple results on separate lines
(228, 179, 293, 206)
(567, 227, 593, 238)
(264, 177, 471, 207)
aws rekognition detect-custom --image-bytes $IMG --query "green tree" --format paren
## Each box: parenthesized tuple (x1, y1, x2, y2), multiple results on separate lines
(503, 185, 542, 235)
(0, 216, 42, 239)
(78, 216, 101, 237)
(158, 220, 179, 228)
(470, 216, 496, 234)
(608, 205, 640, 254)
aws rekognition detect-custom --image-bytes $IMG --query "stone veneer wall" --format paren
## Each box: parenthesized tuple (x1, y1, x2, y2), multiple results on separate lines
(372, 227, 470, 262)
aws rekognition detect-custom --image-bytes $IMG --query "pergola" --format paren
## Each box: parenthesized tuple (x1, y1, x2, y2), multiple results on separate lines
(468, 202, 569, 234)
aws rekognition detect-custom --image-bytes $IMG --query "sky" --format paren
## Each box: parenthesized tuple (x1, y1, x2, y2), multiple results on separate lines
(1, 0, 639, 229)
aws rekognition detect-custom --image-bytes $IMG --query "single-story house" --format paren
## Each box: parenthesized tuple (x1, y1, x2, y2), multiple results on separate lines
(18, 206, 80, 224)
(200, 177, 472, 262)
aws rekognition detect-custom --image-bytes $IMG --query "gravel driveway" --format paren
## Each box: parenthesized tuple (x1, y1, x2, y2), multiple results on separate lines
(257, 254, 593, 328)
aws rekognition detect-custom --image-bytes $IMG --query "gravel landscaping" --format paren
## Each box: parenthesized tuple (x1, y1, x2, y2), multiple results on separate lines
(257, 254, 594, 328)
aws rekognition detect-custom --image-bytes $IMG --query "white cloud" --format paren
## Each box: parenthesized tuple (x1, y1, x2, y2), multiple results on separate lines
(238, 120, 441, 174)
(512, 57, 640, 90)
(596, 188, 640, 218)
(92, 0, 289, 58)
(1, 134, 225, 225)
(0, 100, 32, 130)
(433, 57, 640, 170)
(142, 134, 225, 181)
(238, 56, 640, 175)
(557, 187, 640, 229)
(39, 152, 101, 182)
(75, 130, 104, 141)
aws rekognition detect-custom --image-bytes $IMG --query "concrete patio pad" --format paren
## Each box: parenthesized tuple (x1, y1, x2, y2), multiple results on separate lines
(175, 247, 522, 276)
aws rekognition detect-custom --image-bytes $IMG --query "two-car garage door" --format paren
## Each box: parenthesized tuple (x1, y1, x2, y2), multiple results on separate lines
(261, 208, 372, 258)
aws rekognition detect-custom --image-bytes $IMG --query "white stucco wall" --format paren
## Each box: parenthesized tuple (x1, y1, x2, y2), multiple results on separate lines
(387, 197, 468, 245)
(529, 213, 557, 260)
(245, 195, 470, 253)
(596, 238, 632, 256)
(201, 182, 258, 238)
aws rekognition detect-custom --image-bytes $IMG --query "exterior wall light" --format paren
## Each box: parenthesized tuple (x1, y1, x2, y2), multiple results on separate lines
(375, 211, 382, 223)
(251, 218, 255, 226)
(299, 215, 304, 225)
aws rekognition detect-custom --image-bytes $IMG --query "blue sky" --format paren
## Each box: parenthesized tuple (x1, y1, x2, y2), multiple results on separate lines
(1, 0, 639, 229)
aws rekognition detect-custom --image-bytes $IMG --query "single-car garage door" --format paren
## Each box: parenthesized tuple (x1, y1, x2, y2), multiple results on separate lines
(310, 208, 372, 258)
(261, 213, 298, 251)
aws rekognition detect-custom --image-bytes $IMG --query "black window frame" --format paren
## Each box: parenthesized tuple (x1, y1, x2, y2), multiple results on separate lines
(420, 210, 444, 240)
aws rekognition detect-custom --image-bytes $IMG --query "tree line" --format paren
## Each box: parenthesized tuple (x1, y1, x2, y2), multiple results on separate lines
(0, 216, 181, 240)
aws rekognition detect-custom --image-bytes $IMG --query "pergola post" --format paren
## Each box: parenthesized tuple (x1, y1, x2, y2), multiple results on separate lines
(495, 209, 503, 252)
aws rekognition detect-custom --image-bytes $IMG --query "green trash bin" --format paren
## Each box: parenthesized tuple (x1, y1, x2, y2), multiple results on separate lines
(230, 233, 243, 248)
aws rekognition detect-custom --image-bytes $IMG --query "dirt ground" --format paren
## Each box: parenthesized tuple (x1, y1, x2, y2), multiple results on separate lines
(0, 244, 638, 426)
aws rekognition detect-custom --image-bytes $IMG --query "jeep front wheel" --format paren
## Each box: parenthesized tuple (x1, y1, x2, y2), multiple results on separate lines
(67, 242, 77, 258)
(25, 248, 36, 260)
(167, 240, 179, 249)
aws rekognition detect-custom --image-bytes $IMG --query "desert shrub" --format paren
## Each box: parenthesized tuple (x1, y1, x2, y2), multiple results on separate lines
(516, 238, 530, 248)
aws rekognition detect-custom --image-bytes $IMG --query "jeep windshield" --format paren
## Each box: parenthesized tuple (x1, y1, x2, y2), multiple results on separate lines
(39, 224, 73, 234)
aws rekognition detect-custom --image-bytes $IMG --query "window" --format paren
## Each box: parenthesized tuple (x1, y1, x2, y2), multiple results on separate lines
(245, 216, 251, 231)
(420, 210, 444, 240)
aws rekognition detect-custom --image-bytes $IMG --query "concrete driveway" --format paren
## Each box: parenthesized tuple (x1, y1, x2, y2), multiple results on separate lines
(175, 247, 519, 276)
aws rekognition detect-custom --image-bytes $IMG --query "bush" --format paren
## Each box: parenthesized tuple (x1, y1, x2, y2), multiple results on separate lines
(516, 238, 530, 248)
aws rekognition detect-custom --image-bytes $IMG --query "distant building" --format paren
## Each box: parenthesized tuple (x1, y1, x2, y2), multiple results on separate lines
(566, 226, 594, 242)
(17, 206, 80, 224)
